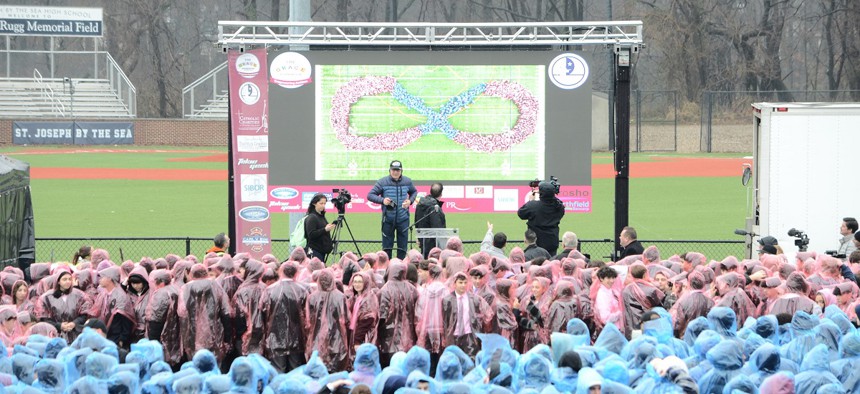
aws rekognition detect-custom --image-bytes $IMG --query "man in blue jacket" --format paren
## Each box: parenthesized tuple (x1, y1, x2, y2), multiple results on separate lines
(368, 160, 418, 259)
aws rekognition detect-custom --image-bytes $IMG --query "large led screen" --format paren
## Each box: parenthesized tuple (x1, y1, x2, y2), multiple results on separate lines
(267, 50, 592, 213)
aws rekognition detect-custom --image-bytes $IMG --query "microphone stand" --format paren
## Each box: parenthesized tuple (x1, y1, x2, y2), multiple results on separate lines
(408, 206, 440, 256)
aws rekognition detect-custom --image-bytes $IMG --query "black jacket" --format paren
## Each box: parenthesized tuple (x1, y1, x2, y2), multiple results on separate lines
(414, 195, 445, 229)
(304, 210, 333, 255)
(517, 195, 565, 256)
(620, 240, 645, 258)
(524, 244, 552, 262)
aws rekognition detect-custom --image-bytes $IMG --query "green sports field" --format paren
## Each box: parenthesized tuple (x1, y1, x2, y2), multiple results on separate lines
(1, 146, 751, 263)
(316, 64, 544, 180)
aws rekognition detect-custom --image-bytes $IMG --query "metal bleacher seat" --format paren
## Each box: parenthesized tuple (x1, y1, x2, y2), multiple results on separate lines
(0, 76, 134, 119)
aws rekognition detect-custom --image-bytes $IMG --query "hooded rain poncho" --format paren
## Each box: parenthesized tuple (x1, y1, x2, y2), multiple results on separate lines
(34, 272, 92, 344)
(305, 269, 349, 372)
(177, 268, 232, 361)
(377, 263, 419, 354)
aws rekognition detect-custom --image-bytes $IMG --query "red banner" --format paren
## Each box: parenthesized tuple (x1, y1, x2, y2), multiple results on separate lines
(228, 49, 271, 258)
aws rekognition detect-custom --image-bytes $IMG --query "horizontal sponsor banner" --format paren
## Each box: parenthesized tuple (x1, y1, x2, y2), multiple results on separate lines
(268, 185, 592, 213)
(12, 121, 133, 145)
(0, 6, 103, 37)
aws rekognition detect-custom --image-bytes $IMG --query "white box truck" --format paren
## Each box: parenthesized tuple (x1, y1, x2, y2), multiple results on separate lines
(743, 102, 860, 259)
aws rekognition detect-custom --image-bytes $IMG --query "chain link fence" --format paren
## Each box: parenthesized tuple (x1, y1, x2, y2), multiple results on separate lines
(33, 237, 745, 264)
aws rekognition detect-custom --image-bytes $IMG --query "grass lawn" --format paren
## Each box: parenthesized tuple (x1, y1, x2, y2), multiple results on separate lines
(3, 147, 751, 261)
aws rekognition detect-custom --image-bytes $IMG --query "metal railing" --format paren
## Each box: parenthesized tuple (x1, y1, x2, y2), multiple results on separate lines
(32, 69, 65, 117)
(0, 48, 136, 117)
(105, 52, 136, 116)
(31, 237, 745, 265)
(182, 61, 228, 119)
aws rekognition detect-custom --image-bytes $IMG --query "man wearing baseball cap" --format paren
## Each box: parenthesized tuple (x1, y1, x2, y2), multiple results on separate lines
(367, 160, 417, 259)
(758, 235, 779, 255)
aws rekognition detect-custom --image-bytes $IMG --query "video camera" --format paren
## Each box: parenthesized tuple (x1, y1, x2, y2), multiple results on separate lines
(787, 228, 810, 252)
(529, 175, 560, 194)
(331, 188, 352, 214)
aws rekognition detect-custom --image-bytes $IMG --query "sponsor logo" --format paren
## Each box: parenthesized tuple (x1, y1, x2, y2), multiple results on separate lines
(366, 201, 381, 210)
(240, 174, 267, 202)
(238, 82, 261, 105)
(269, 187, 299, 200)
(237, 158, 269, 170)
(270, 52, 312, 89)
(241, 227, 269, 253)
(465, 185, 493, 199)
(445, 201, 471, 211)
(548, 53, 589, 90)
(239, 206, 270, 222)
(236, 135, 268, 152)
(237, 110, 263, 131)
(441, 185, 464, 199)
(235, 53, 261, 78)
(559, 197, 592, 212)
(493, 189, 520, 211)
(268, 201, 302, 211)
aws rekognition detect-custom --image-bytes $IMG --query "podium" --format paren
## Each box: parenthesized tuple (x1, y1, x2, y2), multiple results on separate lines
(416, 228, 459, 249)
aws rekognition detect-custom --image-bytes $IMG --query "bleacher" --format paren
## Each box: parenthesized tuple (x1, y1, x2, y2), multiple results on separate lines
(0, 77, 134, 119)
(187, 90, 228, 119)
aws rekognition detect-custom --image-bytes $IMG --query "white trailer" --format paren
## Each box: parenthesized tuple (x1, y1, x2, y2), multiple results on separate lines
(744, 102, 860, 259)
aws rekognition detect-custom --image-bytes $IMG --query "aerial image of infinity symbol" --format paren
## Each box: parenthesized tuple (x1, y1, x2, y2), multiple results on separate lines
(329, 75, 539, 152)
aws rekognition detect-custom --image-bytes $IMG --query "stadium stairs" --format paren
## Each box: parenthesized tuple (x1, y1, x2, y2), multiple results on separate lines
(187, 90, 228, 119)
(0, 78, 134, 118)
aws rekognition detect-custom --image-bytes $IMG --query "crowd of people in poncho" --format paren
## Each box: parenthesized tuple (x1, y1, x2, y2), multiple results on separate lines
(0, 237, 859, 394)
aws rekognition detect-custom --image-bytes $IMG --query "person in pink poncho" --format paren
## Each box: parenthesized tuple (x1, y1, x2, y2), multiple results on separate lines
(441, 272, 492, 357)
(90, 266, 136, 349)
(346, 271, 378, 362)
(376, 262, 419, 367)
(35, 271, 92, 343)
(769, 272, 817, 316)
(621, 264, 665, 339)
(670, 270, 713, 338)
(592, 266, 624, 337)
(305, 269, 349, 372)
(233, 259, 266, 356)
(713, 272, 756, 326)
(416, 264, 446, 370)
(177, 263, 232, 362)
(521, 276, 553, 352)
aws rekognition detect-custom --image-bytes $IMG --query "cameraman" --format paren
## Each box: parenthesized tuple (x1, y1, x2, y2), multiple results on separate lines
(517, 180, 565, 257)
(838, 217, 858, 257)
(304, 193, 335, 261)
(368, 160, 417, 259)
(414, 182, 446, 258)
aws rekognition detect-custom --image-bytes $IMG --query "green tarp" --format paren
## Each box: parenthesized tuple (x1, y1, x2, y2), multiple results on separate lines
(0, 155, 35, 272)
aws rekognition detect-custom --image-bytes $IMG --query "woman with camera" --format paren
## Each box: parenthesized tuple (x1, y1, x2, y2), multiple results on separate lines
(305, 193, 335, 262)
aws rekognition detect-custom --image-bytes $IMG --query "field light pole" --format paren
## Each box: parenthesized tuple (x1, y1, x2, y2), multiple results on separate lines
(613, 47, 632, 259)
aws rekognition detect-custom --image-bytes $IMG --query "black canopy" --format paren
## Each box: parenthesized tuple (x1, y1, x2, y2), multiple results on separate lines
(0, 155, 35, 276)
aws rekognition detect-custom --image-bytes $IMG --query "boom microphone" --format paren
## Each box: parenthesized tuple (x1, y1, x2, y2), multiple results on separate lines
(734, 229, 757, 237)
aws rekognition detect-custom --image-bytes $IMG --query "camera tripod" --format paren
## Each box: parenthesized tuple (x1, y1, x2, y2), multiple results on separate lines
(326, 213, 363, 265)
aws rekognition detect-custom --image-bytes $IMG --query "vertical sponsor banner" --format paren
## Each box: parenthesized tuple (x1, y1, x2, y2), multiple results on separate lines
(228, 48, 271, 258)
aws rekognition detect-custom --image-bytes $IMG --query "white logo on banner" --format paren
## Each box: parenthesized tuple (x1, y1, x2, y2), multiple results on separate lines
(548, 53, 589, 90)
(238, 82, 261, 105)
(235, 53, 260, 78)
(236, 135, 268, 152)
(465, 186, 493, 199)
(270, 52, 312, 89)
(494, 189, 520, 211)
(240, 174, 268, 202)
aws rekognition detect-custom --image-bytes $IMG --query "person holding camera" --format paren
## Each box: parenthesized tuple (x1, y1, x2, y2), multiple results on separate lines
(368, 160, 417, 260)
(517, 180, 565, 257)
(304, 193, 335, 262)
